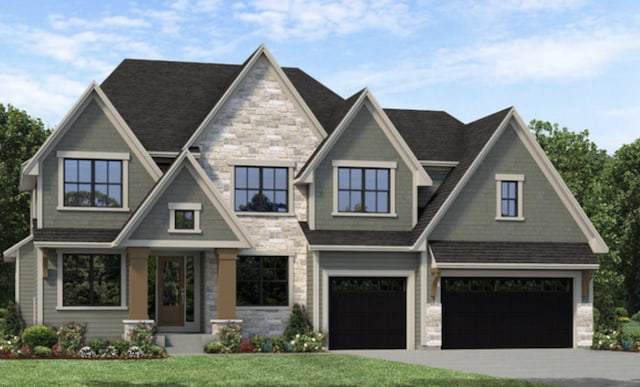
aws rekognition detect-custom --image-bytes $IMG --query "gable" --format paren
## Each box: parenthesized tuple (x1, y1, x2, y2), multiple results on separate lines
(430, 124, 587, 243)
(129, 166, 238, 242)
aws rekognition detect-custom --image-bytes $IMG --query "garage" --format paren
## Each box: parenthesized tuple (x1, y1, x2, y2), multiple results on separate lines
(442, 277, 573, 349)
(329, 277, 406, 349)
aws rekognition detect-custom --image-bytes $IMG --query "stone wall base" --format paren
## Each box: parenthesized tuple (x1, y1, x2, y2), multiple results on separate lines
(425, 303, 442, 348)
(576, 303, 594, 347)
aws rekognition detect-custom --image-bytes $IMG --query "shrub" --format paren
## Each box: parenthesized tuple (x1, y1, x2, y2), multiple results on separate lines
(129, 323, 154, 353)
(126, 345, 144, 359)
(631, 312, 640, 321)
(219, 323, 242, 352)
(0, 335, 20, 356)
(34, 345, 52, 358)
(619, 316, 631, 323)
(18, 343, 32, 358)
(22, 325, 57, 349)
(89, 338, 109, 353)
(78, 346, 96, 359)
(291, 331, 325, 352)
(99, 345, 119, 359)
(150, 345, 165, 357)
(592, 329, 620, 351)
(3, 301, 23, 338)
(0, 308, 7, 318)
(204, 341, 224, 353)
(113, 339, 130, 354)
(239, 340, 256, 353)
(271, 336, 286, 353)
(283, 304, 312, 340)
(250, 335, 268, 352)
(57, 322, 86, 355)
(615, 307, 629, 318)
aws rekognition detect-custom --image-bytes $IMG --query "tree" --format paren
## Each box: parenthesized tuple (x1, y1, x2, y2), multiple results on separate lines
(529, 120, 622, 308)
(603, 139, 640, 314)
(0, 104, 49, 307)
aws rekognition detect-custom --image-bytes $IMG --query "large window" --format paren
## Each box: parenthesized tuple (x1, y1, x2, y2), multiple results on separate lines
(495, 174, 524, 220)
(62, 254, 121, 307)
(63, 159, 122, 207)
(234, 166, 288, 212)
(237, 256, 288, 306)
(338, 167, 390, 213)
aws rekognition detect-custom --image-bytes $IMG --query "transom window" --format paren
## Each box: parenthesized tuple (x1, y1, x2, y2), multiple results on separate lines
(338, 167, 390, 213)
(62, 254, 121, 307)
(168, 203, 201, 234)
(234, 166, 288, 212)
(495, 174, 524, 221)
(237, 256, 288, 306)
(64, 159, 122, 207)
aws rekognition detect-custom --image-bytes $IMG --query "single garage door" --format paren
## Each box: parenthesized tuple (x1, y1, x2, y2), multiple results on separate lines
(442, 277, 573, 349)
(329, 277, 406, 349)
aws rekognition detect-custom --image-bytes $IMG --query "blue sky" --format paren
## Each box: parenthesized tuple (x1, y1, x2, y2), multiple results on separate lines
(1, 0, 638, 153)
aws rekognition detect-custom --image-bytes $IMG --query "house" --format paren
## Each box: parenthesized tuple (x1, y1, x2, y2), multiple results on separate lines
(3, 45, 607, 350)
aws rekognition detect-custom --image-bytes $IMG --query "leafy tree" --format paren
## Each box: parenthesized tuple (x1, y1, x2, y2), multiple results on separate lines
(0, 104, 49, 307)
(603, 139, 640, 313)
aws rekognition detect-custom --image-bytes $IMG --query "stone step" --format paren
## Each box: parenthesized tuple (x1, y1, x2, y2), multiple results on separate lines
(160, 333, 214, 355)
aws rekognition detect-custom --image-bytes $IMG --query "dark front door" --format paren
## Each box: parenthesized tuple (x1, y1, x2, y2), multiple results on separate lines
(157, 256, 185, 326)
(329, 277, 406, 349)
(442, 277, 573, 349)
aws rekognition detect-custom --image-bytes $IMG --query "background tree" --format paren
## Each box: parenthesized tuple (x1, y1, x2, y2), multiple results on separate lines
(0, 104, 49, 307)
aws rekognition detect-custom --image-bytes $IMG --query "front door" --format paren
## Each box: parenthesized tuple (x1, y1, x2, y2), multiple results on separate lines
(157, 256, 185, 326)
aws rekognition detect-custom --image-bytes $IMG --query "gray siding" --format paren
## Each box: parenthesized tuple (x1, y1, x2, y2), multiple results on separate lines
(419, 166, 452, 209)
(130, 166, 238, 241)
(314, 108, 414, 231)
(17, 242, 36, 327)
(42, 249, 128, 340)
(41, 98, 156, 229)
(318, 251, 421, 347)
(431, 125, 587, 242)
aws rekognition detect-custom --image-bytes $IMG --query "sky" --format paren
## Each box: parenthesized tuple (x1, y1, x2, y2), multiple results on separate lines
(1, 0, 639, 154)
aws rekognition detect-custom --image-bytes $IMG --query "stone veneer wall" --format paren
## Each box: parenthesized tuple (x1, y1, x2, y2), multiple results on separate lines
(575, 303, 594, 347)
(198, 55, 322, 337)
(425, 303, 442, 347)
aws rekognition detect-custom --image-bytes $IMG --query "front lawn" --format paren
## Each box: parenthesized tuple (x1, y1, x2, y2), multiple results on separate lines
(0, 353, 543, 386)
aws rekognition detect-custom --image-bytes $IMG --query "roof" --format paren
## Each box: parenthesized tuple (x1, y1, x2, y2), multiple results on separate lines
(33, 228, 120, 243)
(430, 240, 598, 266)
(299, 222, 413, 247)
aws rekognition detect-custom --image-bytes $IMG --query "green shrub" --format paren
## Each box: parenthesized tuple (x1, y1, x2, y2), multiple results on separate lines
(57, 322, 86, 355)
(33, 345, 52, 358)
(3, 301, 23, 338)
(204, 341, 224, 353)
(22, 325, 57, 349)
(615, 307, 629, 318)
(291, 331, 325, 352)
(250, 335, 268, 352)
(619, 316, 631, 323)
(631, 312, 640, 321)
(150, 345, 165, 357)
(89, 338, 108, 353)
(112, 339, 130, 354)
(99, 345, 119, 359)
(283, 304, 312, 340)
(129, 323, 154, 353)
(0, 308, 7, 318)
(218, 323, 242, 352)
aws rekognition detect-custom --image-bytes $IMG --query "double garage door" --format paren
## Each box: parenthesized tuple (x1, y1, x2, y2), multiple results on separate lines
(442, 277, 573, 349)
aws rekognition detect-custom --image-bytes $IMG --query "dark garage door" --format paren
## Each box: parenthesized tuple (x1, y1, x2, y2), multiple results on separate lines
(442, 277, 573, 349)
(329, 277, 406, 349)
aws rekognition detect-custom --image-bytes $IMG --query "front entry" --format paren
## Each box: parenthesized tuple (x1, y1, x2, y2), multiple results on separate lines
(157, 256, 185, 326)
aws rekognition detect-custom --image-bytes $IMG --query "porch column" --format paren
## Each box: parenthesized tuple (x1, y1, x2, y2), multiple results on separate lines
(127, 247, 150, 320)
(216, 248, 238, 319)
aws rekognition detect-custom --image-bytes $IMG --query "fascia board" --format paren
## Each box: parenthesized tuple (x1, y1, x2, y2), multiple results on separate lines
(3, 234, 34, 259)
(414, 108, 515, 249)
(434, 262, 600, 270)
(308, 244, 413, 252)
(509, 110, 609, 254)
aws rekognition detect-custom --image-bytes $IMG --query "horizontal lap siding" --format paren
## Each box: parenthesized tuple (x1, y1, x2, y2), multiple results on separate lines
(18, 242, 36, 326)
(319, 251, 421, 347)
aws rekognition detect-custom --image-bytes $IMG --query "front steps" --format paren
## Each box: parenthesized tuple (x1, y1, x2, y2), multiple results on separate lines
(159, 333, 214, 355)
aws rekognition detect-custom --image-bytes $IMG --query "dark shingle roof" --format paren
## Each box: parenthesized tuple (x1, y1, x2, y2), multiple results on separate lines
(34, 228, 119, 243)
(299, 222, 413, 246)
(430, 241, 597, 265)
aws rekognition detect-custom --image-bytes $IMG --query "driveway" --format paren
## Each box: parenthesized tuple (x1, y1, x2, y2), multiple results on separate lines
(339, 349, 640, 387)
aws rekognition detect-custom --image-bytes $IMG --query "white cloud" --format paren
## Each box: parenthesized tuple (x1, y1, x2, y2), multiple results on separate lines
(49, 14, 151, 30)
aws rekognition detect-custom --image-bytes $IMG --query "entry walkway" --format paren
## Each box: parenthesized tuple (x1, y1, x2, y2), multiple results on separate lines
(340, 349, 640, 387)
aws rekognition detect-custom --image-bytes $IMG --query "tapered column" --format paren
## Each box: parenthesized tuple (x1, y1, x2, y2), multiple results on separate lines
(216, 248, 238, 319)
(127, 247, 150, 320)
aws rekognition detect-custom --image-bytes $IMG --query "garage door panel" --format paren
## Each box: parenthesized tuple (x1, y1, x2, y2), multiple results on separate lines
(442, 277, 573, 349)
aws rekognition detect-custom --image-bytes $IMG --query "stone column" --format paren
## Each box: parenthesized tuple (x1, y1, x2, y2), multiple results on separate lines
(216, 248, 238, 319)
(127, 247, 150, 320)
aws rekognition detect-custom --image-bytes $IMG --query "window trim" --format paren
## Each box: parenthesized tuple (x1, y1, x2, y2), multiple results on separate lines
(57, 151, 130, 212)
(56, 250, 127, 310)
(236, 255, 292, 309)
(168, 202, 202, 234)
(495, 173, 525, 221)
(229, 160, 295, 216)
(331, 160, 397, 217)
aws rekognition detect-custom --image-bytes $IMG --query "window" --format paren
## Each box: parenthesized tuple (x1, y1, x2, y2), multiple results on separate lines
(495, 174, 524, 220)
(234, 166, 288, 212)
(62, 254, 121, 307)
(64, 159, 122, 207)
(237, 256, 288, 306)
(168, 203, 201, 233)
(338, 167, 390, 213)
(57, 151, 130, 211)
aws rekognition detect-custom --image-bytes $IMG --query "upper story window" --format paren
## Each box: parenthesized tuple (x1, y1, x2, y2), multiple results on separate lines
(332, 160, 397, 217)
(57, 151, 130, 212)
(168, 202, 202, 234)
(495, 174, 524, 221)
(234, 166, 288, 213)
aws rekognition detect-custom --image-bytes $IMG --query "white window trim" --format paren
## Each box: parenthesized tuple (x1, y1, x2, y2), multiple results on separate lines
(168, 202, 202, 234)
(331, 160, 397, 217)
(56, 250, 127, 310)
(495, 173, 525, 221)
(229, 161, 295, 216)
(56, 151, 130, 212)
(236, 254, 293, 310)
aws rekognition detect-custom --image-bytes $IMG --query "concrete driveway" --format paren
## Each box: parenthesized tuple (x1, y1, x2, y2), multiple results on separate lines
(339, 349, 640, 386)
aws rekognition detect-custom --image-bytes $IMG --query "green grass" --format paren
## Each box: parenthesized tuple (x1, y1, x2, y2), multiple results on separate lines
(622, 321, 640, 335)
(0, 353, 544, 386)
